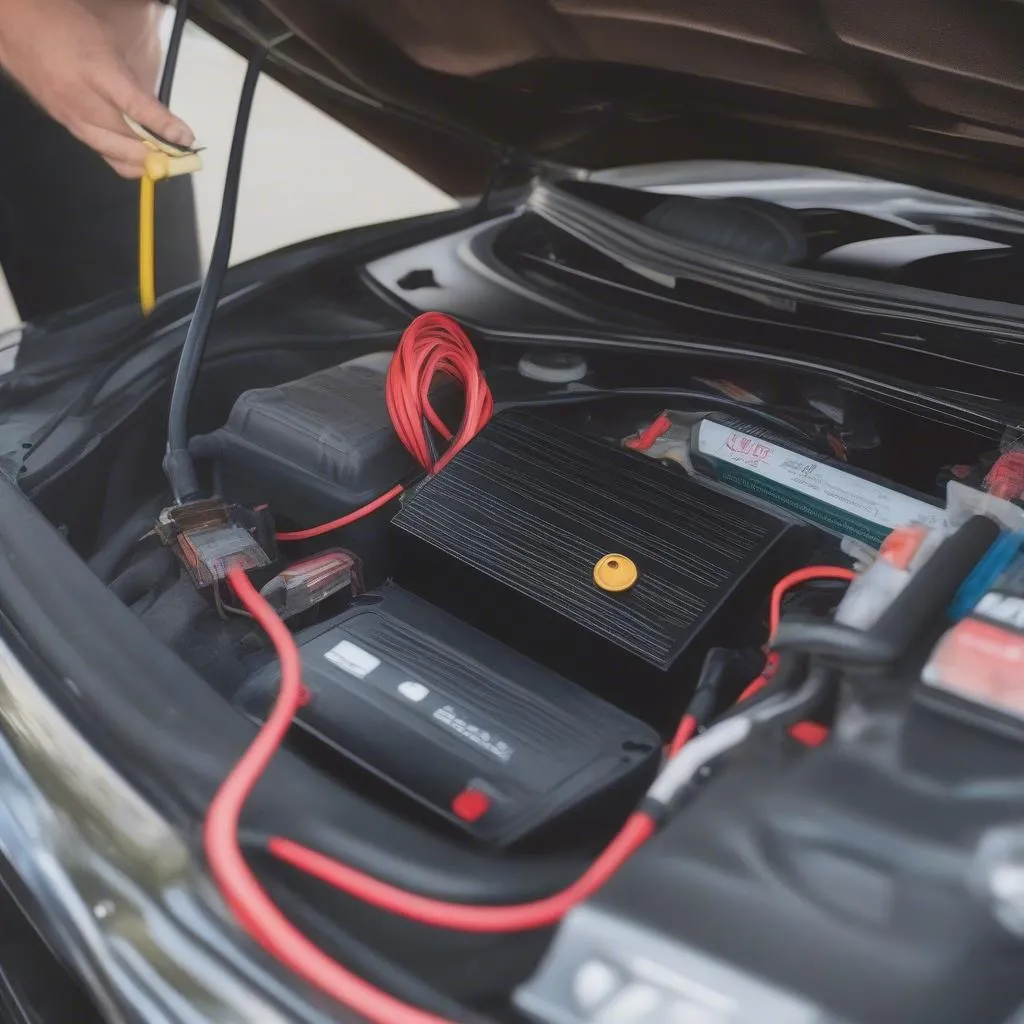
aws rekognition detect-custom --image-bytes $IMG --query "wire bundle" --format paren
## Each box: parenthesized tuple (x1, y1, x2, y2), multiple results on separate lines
(386, 312, 493, 474)
(276, 312, 493, 541)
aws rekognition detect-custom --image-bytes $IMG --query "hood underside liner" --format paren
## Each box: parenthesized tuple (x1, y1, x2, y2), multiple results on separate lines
(193, 0, 1024, 202)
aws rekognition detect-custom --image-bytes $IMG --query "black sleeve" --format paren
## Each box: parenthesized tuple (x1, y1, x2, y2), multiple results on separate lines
(0, 75, 201, 322)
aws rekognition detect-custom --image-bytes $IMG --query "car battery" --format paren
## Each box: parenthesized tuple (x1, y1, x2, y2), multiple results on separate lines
(391, 410, 810, 732)
(236, 586, 661, 847)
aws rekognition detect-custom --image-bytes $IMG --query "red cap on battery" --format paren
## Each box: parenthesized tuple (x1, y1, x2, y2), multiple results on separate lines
(451, 788, 491, 822)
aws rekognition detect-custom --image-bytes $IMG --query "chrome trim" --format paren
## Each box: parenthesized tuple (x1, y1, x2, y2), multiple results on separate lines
(0, 631, 328, 1024)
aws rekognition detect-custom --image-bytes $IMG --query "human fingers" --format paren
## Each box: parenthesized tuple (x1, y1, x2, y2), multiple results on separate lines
(92, 56, 194, 149)
(107, 156, 145, 179)
(70, 121, 150, 177)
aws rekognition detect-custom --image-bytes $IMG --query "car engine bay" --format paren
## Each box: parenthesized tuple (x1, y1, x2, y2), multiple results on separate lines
(4, 0, 1024, 1015)
(38, 286, 1022, 1024)
(7, 72, 1024, 1023)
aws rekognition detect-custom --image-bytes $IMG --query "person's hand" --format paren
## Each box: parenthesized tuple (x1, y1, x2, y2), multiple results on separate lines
(0, 0, 194, 177)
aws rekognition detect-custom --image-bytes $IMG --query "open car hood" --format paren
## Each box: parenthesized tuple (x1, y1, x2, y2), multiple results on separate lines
(191, 0, 1024, 202)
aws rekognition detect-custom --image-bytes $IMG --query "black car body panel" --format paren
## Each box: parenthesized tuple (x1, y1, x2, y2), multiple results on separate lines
(1, 4, 1024, 1021)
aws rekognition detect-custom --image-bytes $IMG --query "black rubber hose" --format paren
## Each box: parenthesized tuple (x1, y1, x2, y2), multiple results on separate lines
(88, 494, 167, 582)
(871, 513, 1000, 653)
(775, 514, 1001, 668)
(165, 47, 264, 502)
(158, 0, 190, 106)
(110, 547, 175, 605)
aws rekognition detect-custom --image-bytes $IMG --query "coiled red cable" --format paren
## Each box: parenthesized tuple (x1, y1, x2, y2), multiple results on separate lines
(384, 311, 493, 476)
(276, 313, 493, 542)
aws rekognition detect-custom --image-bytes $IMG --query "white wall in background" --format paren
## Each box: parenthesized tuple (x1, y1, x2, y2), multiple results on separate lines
(0, 272, 14, 334)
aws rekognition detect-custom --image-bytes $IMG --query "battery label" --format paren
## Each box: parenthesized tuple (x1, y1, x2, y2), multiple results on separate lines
(695, 420, 944, 547)
(923, 617, 1024, 721)
(324, 640, 380, 679)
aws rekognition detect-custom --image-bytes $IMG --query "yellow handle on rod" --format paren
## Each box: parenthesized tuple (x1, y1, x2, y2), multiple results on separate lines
(139, 174, 157, 315)
(131, 120, 203, 316)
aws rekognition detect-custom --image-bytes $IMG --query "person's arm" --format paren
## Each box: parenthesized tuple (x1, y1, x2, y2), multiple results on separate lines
(0, 0, 193, 177)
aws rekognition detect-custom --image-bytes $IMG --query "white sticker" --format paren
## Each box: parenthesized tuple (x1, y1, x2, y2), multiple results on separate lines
(976, 592, 1024, 631)
(325, 640, 380, 679)
(696, 420, 945, 532)
(398, 681, 430, 703)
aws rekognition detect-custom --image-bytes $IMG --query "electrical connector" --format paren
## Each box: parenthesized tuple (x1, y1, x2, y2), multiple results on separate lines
(260, 550, 362, 620)
(155, 499, 275, 588)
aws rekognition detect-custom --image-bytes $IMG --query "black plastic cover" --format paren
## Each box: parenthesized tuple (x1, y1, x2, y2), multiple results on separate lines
(190, 353, 415, 532)
(237, 586, 660, 847)
(589, 712, 1024, 1024)
(392, 410, 807, 731)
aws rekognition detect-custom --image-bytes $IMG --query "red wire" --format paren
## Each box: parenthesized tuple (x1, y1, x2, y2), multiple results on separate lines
(673, 567, 857, 754)
(667, 713, 698, 758)
(214, 568, 456, 1024)
(624, 413, 672, 452)
(735, 565, 856, 743)
(277, 313, 493, 542)
(768, 565, 855, 638)
(268, 814, 655, 934)
(275, 485, 405, 543)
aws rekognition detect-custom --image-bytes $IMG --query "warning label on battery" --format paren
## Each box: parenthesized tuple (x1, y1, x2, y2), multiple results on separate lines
(695, 420, 945, 546)
(923, 617, 1024, 720)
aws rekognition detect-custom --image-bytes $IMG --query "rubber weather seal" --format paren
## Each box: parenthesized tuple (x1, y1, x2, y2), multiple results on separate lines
(528, 181, 1024, 343)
